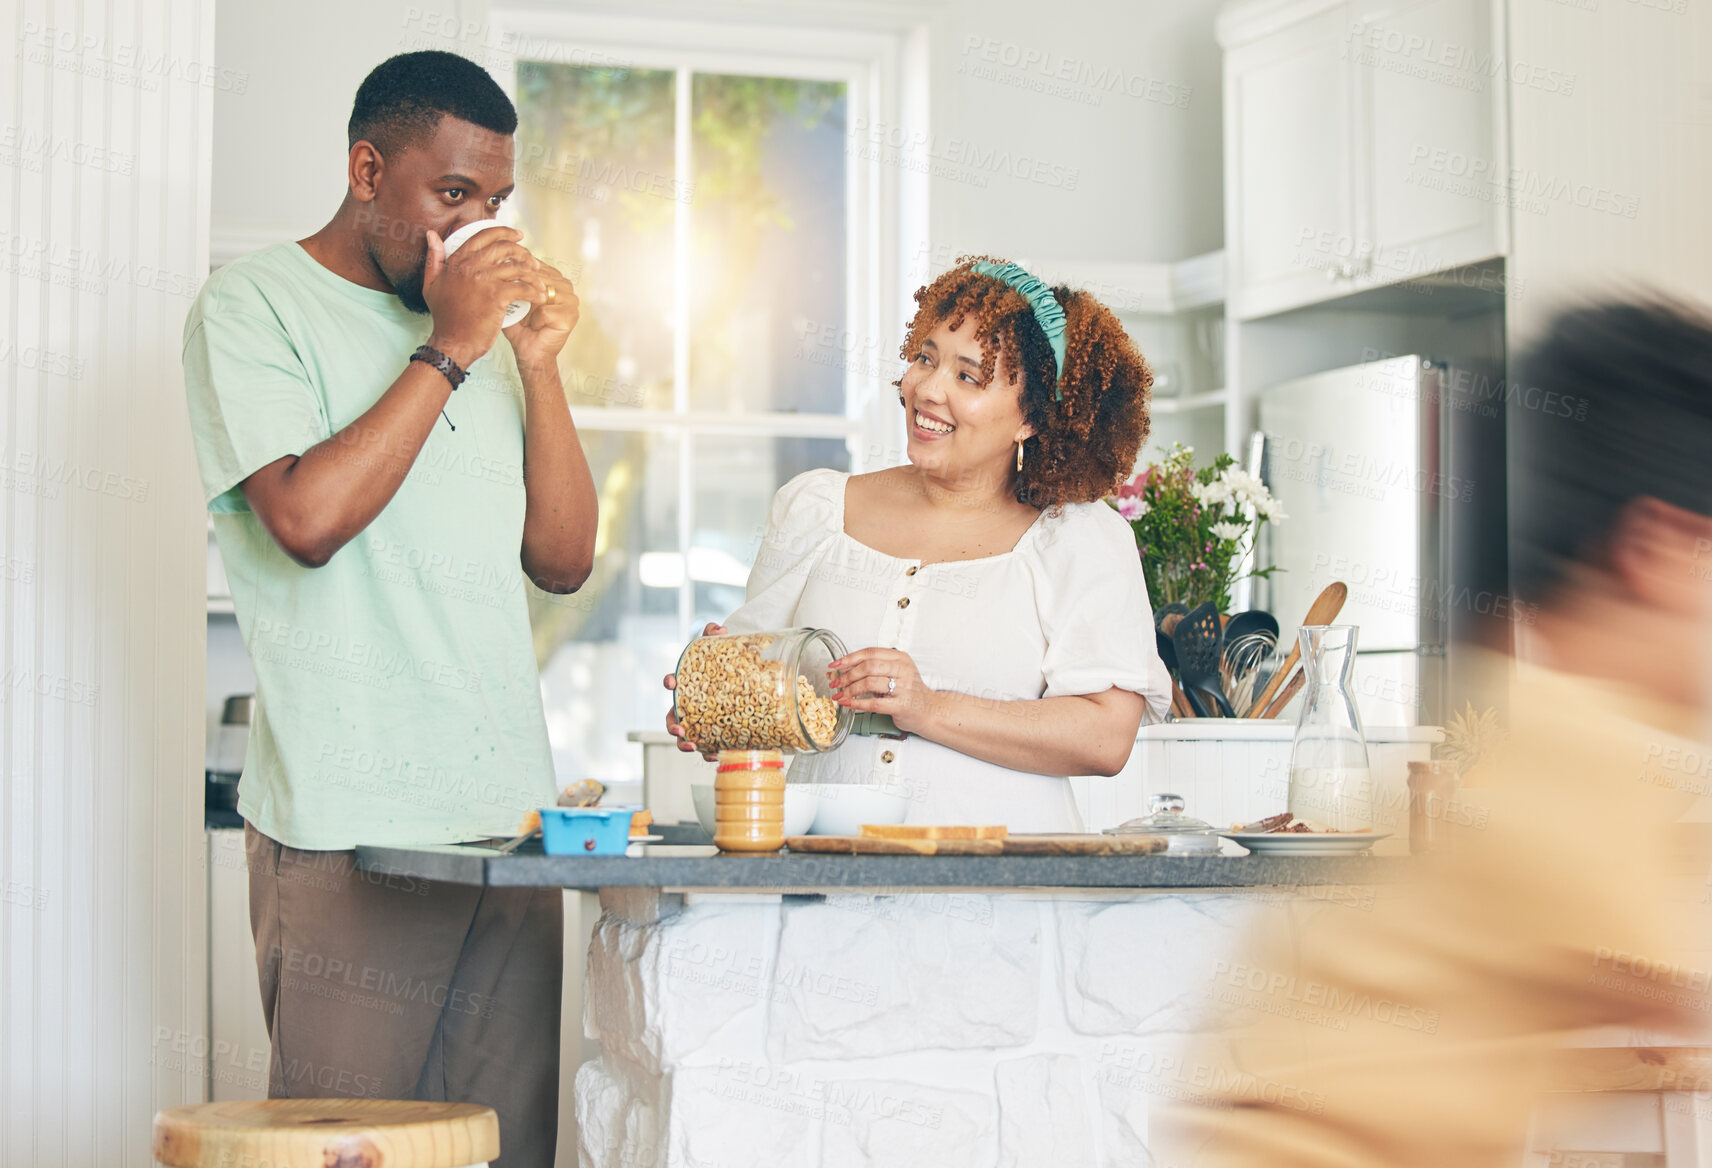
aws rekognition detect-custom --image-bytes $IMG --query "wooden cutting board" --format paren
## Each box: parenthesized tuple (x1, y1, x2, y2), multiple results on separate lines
(785, 833, 1168, 856)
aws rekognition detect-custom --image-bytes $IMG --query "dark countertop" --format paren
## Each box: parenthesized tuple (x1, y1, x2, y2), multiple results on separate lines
(354, 838, 1413, 892)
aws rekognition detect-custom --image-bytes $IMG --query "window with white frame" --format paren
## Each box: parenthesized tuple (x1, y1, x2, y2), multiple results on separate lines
(497, 22, 909, 786)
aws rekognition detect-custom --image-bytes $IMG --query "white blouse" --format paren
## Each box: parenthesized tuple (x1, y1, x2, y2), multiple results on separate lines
(725, 469, 1172, 831)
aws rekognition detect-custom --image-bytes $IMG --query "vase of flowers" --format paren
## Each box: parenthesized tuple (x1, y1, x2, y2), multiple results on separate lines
(1110, 443, 1287, 613)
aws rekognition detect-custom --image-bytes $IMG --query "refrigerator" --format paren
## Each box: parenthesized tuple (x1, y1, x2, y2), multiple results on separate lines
(1256, 355, 1509, 726)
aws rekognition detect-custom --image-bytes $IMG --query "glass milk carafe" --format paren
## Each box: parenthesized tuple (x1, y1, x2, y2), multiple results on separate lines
(1286, 625, 1373, 831)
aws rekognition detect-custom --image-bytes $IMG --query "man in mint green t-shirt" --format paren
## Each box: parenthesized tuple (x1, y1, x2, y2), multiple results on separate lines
(183, 52, 595, 1166)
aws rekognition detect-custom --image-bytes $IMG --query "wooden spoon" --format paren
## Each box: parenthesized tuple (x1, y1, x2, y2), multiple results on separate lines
(1244, 582, 1349, 717)
(1260, 669, 1307, 718)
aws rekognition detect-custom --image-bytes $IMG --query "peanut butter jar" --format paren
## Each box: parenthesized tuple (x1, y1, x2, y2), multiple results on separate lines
(713, 750, 787, 852)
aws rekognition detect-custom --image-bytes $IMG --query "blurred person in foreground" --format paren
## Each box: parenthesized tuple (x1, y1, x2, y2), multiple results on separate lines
(1160, 296, 1712, 1166)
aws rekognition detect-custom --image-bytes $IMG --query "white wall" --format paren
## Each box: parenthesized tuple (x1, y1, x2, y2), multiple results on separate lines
(925, 0, 1226, 263)
(1504, 0, 1712, 337)
(1, 0, 214, 1163)
(210, 0, 1226, 265)
(210, 2, 431, 259)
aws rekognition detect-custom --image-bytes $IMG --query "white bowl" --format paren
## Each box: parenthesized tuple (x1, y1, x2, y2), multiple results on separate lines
(691, 784, 820, 839)
(806, 784, 910, 836)
(442, 219, 531, 327)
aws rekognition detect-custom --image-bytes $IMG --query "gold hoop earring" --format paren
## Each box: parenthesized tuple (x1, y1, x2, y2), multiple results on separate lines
(1016, 441, 1025, 472)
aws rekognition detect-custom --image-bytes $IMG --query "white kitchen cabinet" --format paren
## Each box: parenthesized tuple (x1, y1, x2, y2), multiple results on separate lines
(1224, 2, 1357, 319)
(1221, 0, 1505, 319)
(1355, 0, 1506, 284)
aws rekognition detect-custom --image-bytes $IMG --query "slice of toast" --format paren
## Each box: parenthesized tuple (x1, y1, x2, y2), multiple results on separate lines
(858, 823, 1009, 841)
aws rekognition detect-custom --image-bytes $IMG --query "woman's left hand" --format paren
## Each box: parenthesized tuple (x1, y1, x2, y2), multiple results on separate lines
(828, 648, 937, 734)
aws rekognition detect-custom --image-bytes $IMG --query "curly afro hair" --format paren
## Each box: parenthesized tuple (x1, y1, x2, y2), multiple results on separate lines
(894, 256, 1153, 508)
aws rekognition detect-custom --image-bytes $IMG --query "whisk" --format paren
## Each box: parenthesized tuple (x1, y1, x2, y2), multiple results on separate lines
(1221, 629, 1280, 717)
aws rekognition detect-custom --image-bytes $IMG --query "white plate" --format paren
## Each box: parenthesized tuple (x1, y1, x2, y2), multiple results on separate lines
(1220, 831, 1389, 856)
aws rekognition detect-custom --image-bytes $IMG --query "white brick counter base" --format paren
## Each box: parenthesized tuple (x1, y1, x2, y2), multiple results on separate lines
(574, 888, 1275, 1167)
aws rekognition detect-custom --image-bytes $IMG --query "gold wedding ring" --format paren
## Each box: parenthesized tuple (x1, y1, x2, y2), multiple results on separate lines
(547, 285, 556, 302)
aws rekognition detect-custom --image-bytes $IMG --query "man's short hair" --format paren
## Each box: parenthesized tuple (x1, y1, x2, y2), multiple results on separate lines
(348, 51, 517, 156)
(1511, 295, 1712, 602)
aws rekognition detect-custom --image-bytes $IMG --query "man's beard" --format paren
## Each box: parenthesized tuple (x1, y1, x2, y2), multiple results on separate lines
(372, 238, 430, 314)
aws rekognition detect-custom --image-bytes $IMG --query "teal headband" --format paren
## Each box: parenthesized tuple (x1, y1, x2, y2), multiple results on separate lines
(971, 259, 1065, 401)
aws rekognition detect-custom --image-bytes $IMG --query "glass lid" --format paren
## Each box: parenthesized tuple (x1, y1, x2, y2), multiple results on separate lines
(1105, 793, 1217, 836)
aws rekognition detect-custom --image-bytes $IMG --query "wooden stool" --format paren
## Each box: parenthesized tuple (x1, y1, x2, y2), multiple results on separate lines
(1524, 1048, 1712, 1167)
(153, 1099, 499, 1168)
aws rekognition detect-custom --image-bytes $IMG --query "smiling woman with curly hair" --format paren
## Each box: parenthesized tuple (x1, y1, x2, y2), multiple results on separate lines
(899, 255, 1156, 507)
(666, 257, 1171, 830)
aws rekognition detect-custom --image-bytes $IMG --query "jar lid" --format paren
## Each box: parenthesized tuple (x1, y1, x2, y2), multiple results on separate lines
(1105, 793, 1218, 836)
(716, 750, 785, 773)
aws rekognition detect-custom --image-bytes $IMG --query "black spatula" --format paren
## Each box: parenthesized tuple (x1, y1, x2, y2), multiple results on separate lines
(1172, 601, 1236, 718)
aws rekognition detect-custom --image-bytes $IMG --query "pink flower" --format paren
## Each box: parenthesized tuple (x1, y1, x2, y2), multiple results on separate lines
(1116, 496, 1148, 521)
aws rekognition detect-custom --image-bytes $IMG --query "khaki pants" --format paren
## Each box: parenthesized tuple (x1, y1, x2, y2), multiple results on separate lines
(245, 824, 562, 1168)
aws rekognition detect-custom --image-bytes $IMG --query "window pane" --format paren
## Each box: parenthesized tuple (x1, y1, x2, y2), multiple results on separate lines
(690, 436, 851, 627)
(514, 62, 677, 410)
(534, 431, 680, 786)
(515, 63, 856, 789)
(689, 74, 848, 415)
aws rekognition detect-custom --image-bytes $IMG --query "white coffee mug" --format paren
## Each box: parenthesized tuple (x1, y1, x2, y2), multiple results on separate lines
(440, 219, 532, 327)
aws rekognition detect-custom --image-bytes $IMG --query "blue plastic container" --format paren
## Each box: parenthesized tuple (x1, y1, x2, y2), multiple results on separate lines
(539, 807, 638, 856)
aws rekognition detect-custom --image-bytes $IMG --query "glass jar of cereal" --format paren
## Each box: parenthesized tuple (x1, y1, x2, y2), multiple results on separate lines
(672, 628, 851, 754)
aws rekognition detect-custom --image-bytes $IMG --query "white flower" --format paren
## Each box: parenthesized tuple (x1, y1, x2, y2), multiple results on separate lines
(1211, 521, 1247, 542)
(1189, 479, 1233, 508)
(1214, 466, 1287, 522)
(1218, 467, 1268, 507)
